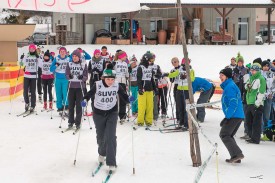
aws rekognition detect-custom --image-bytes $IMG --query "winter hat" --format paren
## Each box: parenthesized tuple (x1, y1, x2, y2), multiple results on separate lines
(253, 57, 262, 65)
(261, 60, 270, 67)
(94, 49, 101, 56)
(118, 51, 127, 59)
(237, 57, 244, 63)
(44, 50, 51, 58)
(50, 52, 55, 56)
(181, 58, 191, 64)
(250, 63, 261, 71)
(129, 55, 137, 64)
(29, 44, 36, 50)
(77, 48, 83, 53)
(72, 49, 81, 59)
(59, 47, 67, 53)
(219, 68, 233, 78)
(103, 64, 116, 78)
(146, 51, 156, 61)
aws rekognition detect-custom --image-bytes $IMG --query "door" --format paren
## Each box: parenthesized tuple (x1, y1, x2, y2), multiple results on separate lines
(272, 29, 275, 42)
(238, 18, 248, 45)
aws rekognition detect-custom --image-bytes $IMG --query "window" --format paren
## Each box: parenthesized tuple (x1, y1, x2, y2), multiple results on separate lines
(104, 17, 117, 33)
(216, 17, 222, 32)
(150, 18, 163, 33)
(70, 18, 73, 31)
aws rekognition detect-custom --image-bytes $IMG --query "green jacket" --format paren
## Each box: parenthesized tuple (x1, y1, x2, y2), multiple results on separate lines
(168, 65, 195, 90)
(245, 71, 266, 107)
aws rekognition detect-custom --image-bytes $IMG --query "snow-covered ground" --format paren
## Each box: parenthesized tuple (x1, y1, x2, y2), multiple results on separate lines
(0, 45, 274, 183)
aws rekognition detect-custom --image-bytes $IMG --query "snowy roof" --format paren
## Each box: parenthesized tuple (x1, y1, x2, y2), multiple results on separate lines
(140, 0, 275, 7)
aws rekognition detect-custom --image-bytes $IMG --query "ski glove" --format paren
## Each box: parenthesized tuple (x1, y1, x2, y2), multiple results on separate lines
(81, 100, 87, 107)
(162, 73, 169, 77)
(69, 74, 73, 79)
(180, 73, 187, 80)
(20, 54, 25, 60)
(220, 118, 227, 127)
(129, 96, 135, 103)
(56, 62, 60, 67)
(78, 75, 83, 80)
(138, 89, 144, 95)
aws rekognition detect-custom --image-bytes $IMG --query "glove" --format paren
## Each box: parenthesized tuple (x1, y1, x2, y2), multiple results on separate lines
(162, 73, 169, 77)
(138, 89, 144, 95)
(129, 96, 135, 103)
(69, 74, 73, 79)
(180, 73, 187, 80)
(20, 54, 24, 60)
(19, 61, 24, 66)
(81, 100, 87, 107)
(220, 118, 227, 127)
(154, 88, 159, 95)
(78, 75, 83, 80)
(56, 62, 60, 67)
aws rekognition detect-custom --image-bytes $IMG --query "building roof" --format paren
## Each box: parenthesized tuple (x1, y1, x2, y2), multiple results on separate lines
(140, 0, 275, 8)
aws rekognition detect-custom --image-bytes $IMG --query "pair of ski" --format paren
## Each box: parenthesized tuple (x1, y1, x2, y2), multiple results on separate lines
(17, 110, 36, 117)
(132, 125, 151, 131)
(147, 127, 187, 133)
(41, 109, 54, 112)
(61, 127, 80, 135)
(92, 163, 113, 183)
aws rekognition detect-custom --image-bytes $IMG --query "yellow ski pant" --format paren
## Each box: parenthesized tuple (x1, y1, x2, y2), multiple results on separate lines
(137, 91, 154, 125)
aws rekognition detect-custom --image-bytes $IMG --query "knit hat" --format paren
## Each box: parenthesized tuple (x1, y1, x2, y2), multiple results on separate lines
(253, 57, 262, 65)
(103, 64, 116, 78)
(237, 57, 244, 63)
(29, 44, 36, 50)
(44, 50, 51, 58)
(94, 49, 101, 56)
(182, 58, 191, 64)
(146, 51, 156, 61)
(250, 63, 261, 71)
(118, 51, 127, 59)
(129, 55, 137, 64)
(72, 49, 81, 59)
(261, 60, 270, 67)
(59, 47, 67, 53)
(219, 68, 233, 78)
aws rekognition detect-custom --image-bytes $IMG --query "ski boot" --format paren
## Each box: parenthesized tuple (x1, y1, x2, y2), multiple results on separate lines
(98, 155, 105, 164)
(29, 107, 35, 113)
(49, 101, 53, 110)
(43, 102, 47, 110)
(38, 95, 42, 103)
(25, 103, 30, 111)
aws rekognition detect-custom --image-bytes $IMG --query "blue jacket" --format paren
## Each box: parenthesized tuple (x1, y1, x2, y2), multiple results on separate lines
(220, 78, 244, 119)
(192, 77, 212, 94)
(50, 55, 70, 79)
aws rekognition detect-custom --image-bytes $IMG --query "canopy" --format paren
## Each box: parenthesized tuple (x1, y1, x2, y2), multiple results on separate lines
(0, 0, 141, 14)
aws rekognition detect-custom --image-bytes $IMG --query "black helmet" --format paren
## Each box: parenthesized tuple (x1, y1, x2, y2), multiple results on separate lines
(142, 53, 154, 62)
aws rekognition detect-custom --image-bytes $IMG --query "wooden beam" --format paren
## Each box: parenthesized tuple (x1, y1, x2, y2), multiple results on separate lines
(225, 8, 235, 17)
(214, 8, 223, 17)
(268, 8, 271, 45)
(223, 8, 226, 45)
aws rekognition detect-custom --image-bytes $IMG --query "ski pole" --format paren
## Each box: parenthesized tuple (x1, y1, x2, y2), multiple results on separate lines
(9, 61, 23, 115)
(131, 115, 136, 175)
(80, 80, 92, 130)
(59, 81, 71, 128)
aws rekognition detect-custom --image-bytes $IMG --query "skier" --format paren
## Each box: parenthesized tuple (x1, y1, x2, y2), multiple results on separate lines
(70, 48, 91, 65)
(192, 77, 213, 122)
(82, 64, 130, 172)
(219, 67, 244, 163)
(38, 50, 54, 110)
(129, 55, 139, 116)
(137, 53, 157, 126)
(88, 49, 105, 90)
(50, 47, 70, 112)
(157, 75, 168, 120)
(65, 49, 88, 129)
(113, 51, 129, 123)
(245, 63, 266, 144)
(225, 57, 237, 70)
(101, 46, 112, 61)
(36, 47, 43, 103)
(148, 51, 162, 124)
(20, 44, 40, 113)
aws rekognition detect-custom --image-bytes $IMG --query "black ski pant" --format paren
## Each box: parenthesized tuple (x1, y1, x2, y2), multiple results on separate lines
(208, 84, 216, 102)
(118, 83, 127, 120)
(37, 67, 42, 95)
(245, 104, 263, 143)
(220, 118, 243, 158)
(89, 73, 101, 90)
(93, 111, 118, 166)
(176, 90, 188, 127)
(68, 88, 84, 126)
(196, 88, 212, 122)
(42, 79, 53, 102)
(158, 87, 168, 115)
(23, 77, 36, 108)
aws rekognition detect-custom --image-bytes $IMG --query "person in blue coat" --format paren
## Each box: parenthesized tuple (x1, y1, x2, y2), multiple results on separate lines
(219, 68, 244, 163)
(50, 47, 70, 112)
(192, 77, 213, 122)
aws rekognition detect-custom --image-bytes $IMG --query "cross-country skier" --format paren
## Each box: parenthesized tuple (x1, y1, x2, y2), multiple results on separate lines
(65, 49, 88, 129)
(113, 51, 129, 123)
(36, 47, 43, 103)
(82, 64, 130, 172)
(129, 55, 139, 116)
(219, 68, 244, 163)
(20, 44, 40, 113)
(101, 46, 112, 61)
(50, 47, 70, 113)
(38, 50, 54, 110)
(137, 53, 157, 126)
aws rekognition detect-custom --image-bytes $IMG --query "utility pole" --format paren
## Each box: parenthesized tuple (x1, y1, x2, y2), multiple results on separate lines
(177, 0, 201, 167)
